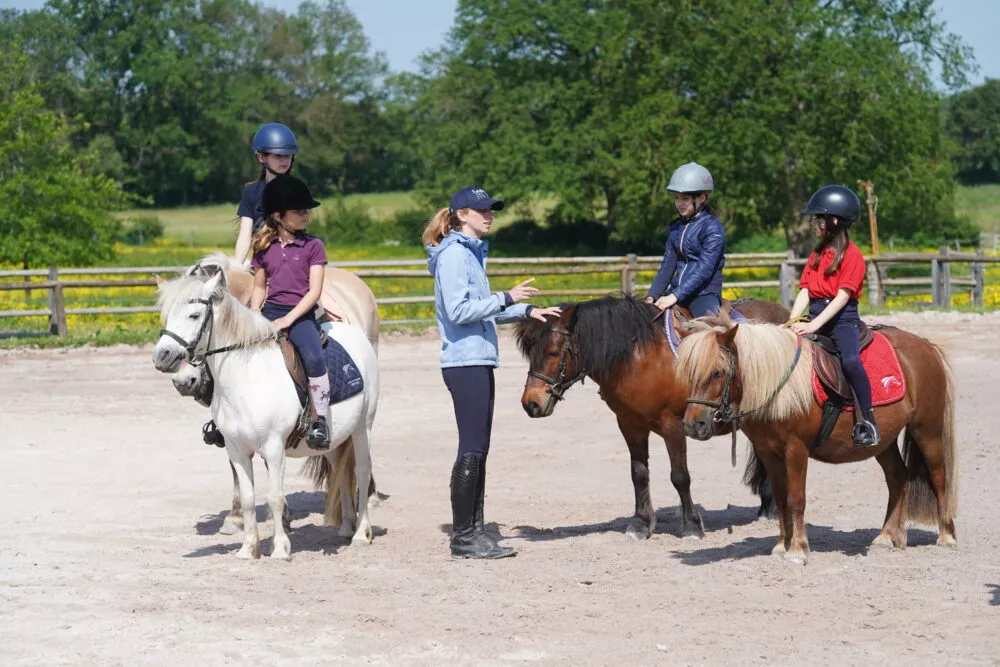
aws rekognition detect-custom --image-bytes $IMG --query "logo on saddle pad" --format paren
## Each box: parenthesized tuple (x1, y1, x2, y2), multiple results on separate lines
(880, 375, 901, 391)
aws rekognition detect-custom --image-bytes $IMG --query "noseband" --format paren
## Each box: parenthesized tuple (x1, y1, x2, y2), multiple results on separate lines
(159, 298, 250, 366)
(529, 327, 587, 402)
(686, 334, 803, 426)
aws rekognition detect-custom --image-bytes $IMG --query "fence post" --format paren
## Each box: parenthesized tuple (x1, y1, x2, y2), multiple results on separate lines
(47, 265, 68, 337)
(620, 253, 637, 296)
(779, 250, 795, 307)
(939, 246, 952, 308)
(866, 260, 883, 307)
(972, 247, 985, 308)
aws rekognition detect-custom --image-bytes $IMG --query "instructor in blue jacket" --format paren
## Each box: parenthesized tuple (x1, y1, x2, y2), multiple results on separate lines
(646, 162, 727, 317)
(423, 186, 561, 560)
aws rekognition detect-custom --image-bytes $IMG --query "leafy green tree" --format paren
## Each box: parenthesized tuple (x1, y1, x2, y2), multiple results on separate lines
(411, 0, 974, 253)
(948, 79, 1000, 185)
(0, 50, 132, 269)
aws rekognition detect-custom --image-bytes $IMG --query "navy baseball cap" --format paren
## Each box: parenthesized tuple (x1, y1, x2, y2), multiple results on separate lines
(449, 186, 504, 213)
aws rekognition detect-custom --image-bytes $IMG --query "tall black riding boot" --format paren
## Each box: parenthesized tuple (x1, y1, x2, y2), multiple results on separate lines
(852, 409, 880, 449)
(450, 454, 515, 559)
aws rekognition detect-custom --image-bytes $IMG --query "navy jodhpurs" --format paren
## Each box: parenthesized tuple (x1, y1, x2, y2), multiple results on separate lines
(809, 298, 872, 411)
(442, 365, 495, 463)
(261, 302, 326, 377)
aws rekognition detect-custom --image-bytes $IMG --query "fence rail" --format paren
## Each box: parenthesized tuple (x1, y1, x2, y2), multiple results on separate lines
(1, 248, 997, 336)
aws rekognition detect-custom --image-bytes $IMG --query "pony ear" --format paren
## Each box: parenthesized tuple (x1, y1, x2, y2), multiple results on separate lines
(204, 270, 227, 300)
(153, 274, 165, 286)
(717, 322, 739, 348)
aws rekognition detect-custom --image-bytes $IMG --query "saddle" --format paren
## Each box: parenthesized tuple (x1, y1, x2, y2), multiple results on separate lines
(805, 321, 874, 402)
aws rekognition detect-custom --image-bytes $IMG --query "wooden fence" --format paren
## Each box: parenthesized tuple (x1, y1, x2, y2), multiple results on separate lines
(1, 249, 997, 336)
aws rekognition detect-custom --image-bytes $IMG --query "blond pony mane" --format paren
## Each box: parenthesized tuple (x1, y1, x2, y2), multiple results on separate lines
(677, 320, 815, 422)
(157, 274, 276, 349)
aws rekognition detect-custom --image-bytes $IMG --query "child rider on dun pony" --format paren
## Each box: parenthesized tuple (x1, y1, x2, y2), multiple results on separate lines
(788, 184, 879, 448)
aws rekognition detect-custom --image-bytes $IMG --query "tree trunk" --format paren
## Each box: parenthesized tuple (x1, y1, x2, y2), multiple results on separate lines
(784, 214, 813, 257)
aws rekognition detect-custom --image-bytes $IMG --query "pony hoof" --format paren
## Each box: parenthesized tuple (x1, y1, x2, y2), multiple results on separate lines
(234, 546, 260, 560)
(270, 551, 292, 561)
(624, 527, 650, 541)
(351, 535, 372, 547)
(219, 520, 242, 536)
(869, 534, 899, 550)
(771, 544, 787, 557)
(681, 531, 704, 542)
(783, 552, 808, 566)
(936, 535, 958, 547)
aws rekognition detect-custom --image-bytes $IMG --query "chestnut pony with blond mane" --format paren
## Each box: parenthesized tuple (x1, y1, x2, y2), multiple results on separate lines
(676, 312, 958, 565)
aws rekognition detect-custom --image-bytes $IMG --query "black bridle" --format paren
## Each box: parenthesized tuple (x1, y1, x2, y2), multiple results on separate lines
(686, 334, 803, 426)
(158, 298, 251, 367)
(528, 327, 587, 403)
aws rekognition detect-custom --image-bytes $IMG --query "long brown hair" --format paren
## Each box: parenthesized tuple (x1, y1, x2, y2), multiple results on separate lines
(809, 215, 850, 275)
(422, 207, 461, 247)
(251, 213, 280, 255)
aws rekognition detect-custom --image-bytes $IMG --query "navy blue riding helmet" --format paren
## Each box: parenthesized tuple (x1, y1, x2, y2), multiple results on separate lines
(251, 123, 299, 155)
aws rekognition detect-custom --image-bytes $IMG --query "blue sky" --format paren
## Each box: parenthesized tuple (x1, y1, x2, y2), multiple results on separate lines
(2, 0, 998, 85)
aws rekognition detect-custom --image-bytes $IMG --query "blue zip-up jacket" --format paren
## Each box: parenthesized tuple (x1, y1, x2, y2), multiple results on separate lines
(427, 232, 531, 368)
(647, 210, 726, 303)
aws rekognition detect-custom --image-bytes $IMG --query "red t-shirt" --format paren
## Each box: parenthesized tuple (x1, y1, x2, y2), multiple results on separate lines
(799, 241, 866, 300)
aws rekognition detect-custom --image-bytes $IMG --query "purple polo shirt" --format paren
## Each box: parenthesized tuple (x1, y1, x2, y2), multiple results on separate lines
(251, 233, 328, 306)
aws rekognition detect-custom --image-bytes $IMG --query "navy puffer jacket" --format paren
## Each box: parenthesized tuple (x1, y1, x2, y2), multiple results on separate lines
(647, 210, 726, 302)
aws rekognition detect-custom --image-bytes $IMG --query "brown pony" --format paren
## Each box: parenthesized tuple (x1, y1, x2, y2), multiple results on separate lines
(676, 315, 958, 564)
(515, 296, 789, 541)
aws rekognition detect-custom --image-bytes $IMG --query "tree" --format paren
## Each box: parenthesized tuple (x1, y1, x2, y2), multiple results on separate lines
(0, 49, 132, 269)
(948, 79, 1000, 185)
(410, 0, 974, 254)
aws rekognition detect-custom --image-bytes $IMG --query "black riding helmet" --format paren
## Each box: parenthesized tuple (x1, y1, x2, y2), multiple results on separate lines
(261, 175, 321, 217)
(800, 185, 861, 226)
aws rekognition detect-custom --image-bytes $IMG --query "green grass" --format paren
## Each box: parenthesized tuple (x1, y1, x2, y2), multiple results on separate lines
(955, 184, 1000, 233)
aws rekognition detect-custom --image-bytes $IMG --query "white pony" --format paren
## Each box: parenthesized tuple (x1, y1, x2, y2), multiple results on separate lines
(167, 253, 381, 536)
(153, 269, 379, 559)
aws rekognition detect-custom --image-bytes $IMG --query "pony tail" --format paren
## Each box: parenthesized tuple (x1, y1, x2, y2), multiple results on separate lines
(251, 215, 278, 255)
(422, 207, 457, 247)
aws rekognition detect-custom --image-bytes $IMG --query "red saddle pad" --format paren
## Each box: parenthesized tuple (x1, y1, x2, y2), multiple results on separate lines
(811, 332, 906, 408)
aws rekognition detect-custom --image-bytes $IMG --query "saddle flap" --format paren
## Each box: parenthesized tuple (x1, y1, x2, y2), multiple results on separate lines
(279, 337, 310, 396)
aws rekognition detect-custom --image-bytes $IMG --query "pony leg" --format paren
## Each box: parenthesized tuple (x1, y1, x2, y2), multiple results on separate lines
(350, 426, 374, 546)
(757, 446, 790, 557)
(229, 451, 260, 560)
(871, 445, 908, 549)
(263, 447, 291, 560)
(219, 459, 247, 535)
(261, 457, 291, 534)
(617, 417, 655, 540)
(662, 422, 705, 540)
(783, 444, 810, 565)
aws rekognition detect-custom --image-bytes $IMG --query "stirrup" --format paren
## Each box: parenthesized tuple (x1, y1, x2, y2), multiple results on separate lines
(852, 420, 879, 449)
(202, 420, 225, 448)
(306, 418, 330, 450)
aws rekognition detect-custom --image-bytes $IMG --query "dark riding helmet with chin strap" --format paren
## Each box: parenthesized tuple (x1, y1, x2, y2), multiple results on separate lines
(261, 175, 321, 217)
(801, 185, 861, 227)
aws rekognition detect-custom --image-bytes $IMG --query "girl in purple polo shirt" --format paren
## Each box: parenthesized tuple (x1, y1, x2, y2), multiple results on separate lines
(249, 175, 331, 449)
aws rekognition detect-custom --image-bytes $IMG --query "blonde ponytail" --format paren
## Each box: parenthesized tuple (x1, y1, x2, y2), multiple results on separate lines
(251, 214, 279, 255)
(422, 207, 460, 247)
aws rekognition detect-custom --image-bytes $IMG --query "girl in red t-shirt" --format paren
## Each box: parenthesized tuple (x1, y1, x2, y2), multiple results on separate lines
(788, 185, 879, 448)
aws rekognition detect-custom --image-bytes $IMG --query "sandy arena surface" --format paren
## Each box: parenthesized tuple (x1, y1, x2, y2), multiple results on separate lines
(2, 311, 999, 666)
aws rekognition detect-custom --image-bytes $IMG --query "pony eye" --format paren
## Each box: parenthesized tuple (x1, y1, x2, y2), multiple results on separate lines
(188, 312, 201, 320)
(711, 369, 724, 380)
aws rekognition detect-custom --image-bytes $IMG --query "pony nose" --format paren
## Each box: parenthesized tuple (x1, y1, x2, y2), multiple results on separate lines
(153, 346, 180, 372)
(523, 401, 540, 418)
(683, 412, 715, 441)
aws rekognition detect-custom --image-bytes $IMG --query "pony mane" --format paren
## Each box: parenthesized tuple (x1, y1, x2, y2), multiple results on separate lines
(515, 296, 661, 384)
(677, 321, 814, 422)
(157, 274, 276, 347)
